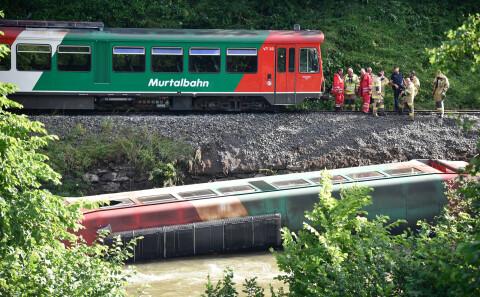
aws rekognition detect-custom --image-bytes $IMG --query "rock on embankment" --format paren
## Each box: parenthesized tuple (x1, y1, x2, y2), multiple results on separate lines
(33, 112, 478, 188)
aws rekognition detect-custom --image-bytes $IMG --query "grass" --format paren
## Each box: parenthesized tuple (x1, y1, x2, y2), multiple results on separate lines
(5, 1, 479, 109)
(44, 119, 193, 196)
(310, 0, 480, 110)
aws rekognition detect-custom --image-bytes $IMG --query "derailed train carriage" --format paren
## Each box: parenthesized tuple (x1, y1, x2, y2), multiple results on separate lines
(0, 20, 324, 111)
(67, 159, 466, 262)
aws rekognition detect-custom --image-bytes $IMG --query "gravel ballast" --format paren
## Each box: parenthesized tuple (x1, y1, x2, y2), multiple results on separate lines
(33, 112, 478, 181)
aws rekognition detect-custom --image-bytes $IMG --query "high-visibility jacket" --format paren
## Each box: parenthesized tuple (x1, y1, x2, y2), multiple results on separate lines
(411, 76, 420, 96)
(371, 75, 390, 99)
(360, 74, 372, 96)
(332, 73, 344, 95)
(404, 82, 415, 105)
(433, 74, 450, 101)
(344, 73, 359, 95)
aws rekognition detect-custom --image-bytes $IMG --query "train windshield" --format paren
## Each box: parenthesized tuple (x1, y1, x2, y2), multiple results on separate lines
(299, 48, 319, 73)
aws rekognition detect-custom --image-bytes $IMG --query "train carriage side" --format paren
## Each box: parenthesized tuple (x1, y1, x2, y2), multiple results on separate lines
(0, 24, 324, 110)
(73, 160, 463, 260)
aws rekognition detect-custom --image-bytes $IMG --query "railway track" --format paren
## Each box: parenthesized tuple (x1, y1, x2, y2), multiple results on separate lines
(20, 109, 480, 116)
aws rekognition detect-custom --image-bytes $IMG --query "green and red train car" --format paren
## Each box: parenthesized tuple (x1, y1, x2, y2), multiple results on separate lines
(68, 159, 466, 261)
(0, 20, 324, 110)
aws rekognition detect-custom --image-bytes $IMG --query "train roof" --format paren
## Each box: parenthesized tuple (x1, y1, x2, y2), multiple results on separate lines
(67, 159, 466, 212)
(0, 20, 325, 43)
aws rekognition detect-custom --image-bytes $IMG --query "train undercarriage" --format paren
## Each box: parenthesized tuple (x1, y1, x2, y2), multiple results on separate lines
(12, 94, 277, 112)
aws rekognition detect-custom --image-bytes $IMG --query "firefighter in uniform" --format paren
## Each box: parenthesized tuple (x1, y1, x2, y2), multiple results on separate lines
(432, 71, 450, 118)
(400, 77, 416, 120)
(371, 70, 389, 117)
(359, 68, 372, 113)
(410, 71, 420, 97)
(332, 68, 345, 111)
(344, 68, 359, 111)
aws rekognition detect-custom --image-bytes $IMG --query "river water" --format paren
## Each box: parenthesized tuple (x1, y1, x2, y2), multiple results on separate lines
(127, 252, 283, 296)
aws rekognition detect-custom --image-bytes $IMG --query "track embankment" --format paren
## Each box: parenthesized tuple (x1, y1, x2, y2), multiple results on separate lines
(33, 113, 478, 192)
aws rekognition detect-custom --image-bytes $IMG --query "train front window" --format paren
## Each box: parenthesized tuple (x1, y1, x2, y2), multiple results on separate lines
(189, 48, 220, 73)
(226, 48, 257, 73)
(0, 44, 11, 71)
(277, 48, 286, 72)
(57, 45, 91, 71)
(16, 44, 51, 71)
(112, 47, 145, 72)
(299, 48, 319, 73)
(152, 47, 183, 73)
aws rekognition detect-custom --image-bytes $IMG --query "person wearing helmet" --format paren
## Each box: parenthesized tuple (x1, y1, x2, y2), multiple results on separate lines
(410, 71, 420, 97)
(359, 68, 372, 113)
(400, 77, 416, 120)
(344, 68, 360, 111)
(432, 71, 450, 118)
(371, 70, 390, 117)
(332, 68, 345, 112)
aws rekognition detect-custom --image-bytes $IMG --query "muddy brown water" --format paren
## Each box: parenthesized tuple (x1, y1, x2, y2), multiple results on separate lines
(126, 252, 283, 296)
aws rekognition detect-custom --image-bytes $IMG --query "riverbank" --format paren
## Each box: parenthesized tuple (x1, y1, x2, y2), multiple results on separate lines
(34, 112, 478, 196)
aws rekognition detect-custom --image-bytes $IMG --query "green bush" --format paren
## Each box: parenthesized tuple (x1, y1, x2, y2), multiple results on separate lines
(0, 46, 132, 296)
(44, 121, 193, 196)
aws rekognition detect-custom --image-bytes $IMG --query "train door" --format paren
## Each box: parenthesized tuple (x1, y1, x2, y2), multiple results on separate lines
(94, 40, 111, 84)
(274, 46, 296, 104)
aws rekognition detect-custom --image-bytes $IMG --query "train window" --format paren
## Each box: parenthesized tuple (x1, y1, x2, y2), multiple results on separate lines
(384, 167, 423, 177)
(310, 175, 347, 184)
(288, 48, 295, 72)
(226, 48, 257, 73)
(277, 48, 286, 72)
(346, 171, 385, 180)
(178, 189, 218, 199)
(0, 44, 11, 71)
(152, 47, 183, 73)
(136, 194, 176, 204)
(189, 48, 220, 73)
(16, 44, 51, 71)
(299, 48, 319, 73)
(112, 46, 145, 72)
(57, 45, 91, 71)
(217, 185, 256, 195)
(271, 179, 310, 189)
(99, 198, 134, 209)
(248, 180, 276, 191)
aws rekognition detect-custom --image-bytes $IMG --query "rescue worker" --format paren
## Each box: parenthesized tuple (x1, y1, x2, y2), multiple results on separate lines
(359, 68, 372, 113)
(371, 70, 390, 117)
(400, 77, 416, 120)
(367, 67, 374, 111)
(390, 66, 404, 112)
(332, 68, 345, 111)
(344, 68, 359, 111)
(432, 70, 450, 118)
(410, 71, 420, 97)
